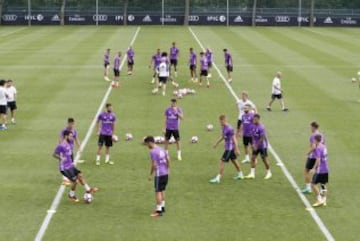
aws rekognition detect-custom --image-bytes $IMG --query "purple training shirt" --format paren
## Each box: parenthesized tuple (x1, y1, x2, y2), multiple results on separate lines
(222, 124, 235, 151)
(241, 112, 254, 137)
(104, 52, 110, 64)
(127, 49, 134, 61)
(252, 123, 268, 149)
(170, 47, 179, 60)
(59, 128, 77, 150)
(308, 131, 326, 158)
(97, 112, 116, 136)
(165, 107, 182, 130)
(150, 146, 169, 177)
(114, 55, 120, 70)
(314, 144, 329, 174)
(189, 52, 197, 66)
(206, 49, 213, 63)
(152, 53, 162, 69)
(224, 52, 232, 66)
(200, 56, 208, 71)
(54, 141, 74, 171)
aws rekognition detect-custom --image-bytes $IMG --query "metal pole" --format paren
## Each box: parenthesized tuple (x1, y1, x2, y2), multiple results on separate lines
(96, 0, 98, 26)
(161, 0, 164, 26)
(298, 0, 302, 27)
(226, 0, 229, 26)
(27, 0, 31, 26)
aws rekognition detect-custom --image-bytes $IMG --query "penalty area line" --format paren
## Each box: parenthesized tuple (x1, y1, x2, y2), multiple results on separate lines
(188, 26, 335, 241)
(34, 26, 141, 241)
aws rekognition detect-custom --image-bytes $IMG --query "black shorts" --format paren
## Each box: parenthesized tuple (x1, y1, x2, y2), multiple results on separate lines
(104, 62, 110, 68)
(305, 158, 316, 170)
(7, 101, 17, 111)
(243, 136, 252, 146)
(312, 173, 328, 185)
(98, 134, 113, 147)
(237, 119, 242, 129)
(158, 77, 168, 84)
(165, 129, 180, 141)
(221, 149, 237, 162)
(252, 148, 268, 158)
(190, 65, 196, 71)
(113, 69, 120, 77)
(208, 62, 213, 68)
(170, 59, 178, 66)
(271, 94, 283, 100)
(0, 105, 7, 115)
(155, 175, 168, 192)
(200, 70, 208, 77)
(226, 65, 233, 72)
(61, 167, 81, 183)
(128, 60, 134, 66)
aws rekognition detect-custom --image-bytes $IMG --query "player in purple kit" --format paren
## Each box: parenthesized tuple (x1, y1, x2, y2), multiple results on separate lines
(245, 114, 272, 179)
(311, 134, 329, 207)
(199, 51, 210, 88)
(238, 104, 255, 164)
(103, 48, 111, 81)
(53, 130, 98, 202)
(189, 48, 198, 82)
(170, 42, 180, 77)
(210, 115, 243, 183)
(95, 103, 116, 166)
(164, 99, 183, 161)
(144, 136, 170, 217)
(149, 48, 162, 84)
(205, 48, 213, 78)
(112, 51, 121, 88)
(223, 49, 233, 83)
(126, 46, 135, 75)
(302, 121, 326, 194)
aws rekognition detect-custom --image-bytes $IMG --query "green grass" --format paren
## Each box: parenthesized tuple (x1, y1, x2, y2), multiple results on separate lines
(0, 26, 359, 241)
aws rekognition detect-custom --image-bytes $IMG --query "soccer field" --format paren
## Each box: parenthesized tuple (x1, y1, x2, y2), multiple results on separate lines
(0, 26, 360, 241)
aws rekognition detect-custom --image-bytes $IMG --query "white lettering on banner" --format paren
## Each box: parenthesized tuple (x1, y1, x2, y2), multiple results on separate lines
(207, 15, 226, 22)
(51, 14, 60, 21)
(233, 16, 243, 23)
(341, 17, 357, 25)
(93, 14, 108, 21)
(128, 14, 135, 22)
(275, 16, 290, 23)
(69, 14, 85, 22)
(323, 17, 333, 24)
(142, 15, 152, 22)
(188, 15, 199, 22)
(2, 14, 18, 21)
(297, 16, 317, 23)
(25, 14, 43, 21)
(115, 15, 123, 21)
(161, 15, 177, 23)
(255, 16, 268, 23)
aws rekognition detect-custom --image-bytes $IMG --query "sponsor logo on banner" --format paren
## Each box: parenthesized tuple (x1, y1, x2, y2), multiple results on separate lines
(142, 15, 152, 22)
(25, 14, 44, 21)
(2, 14, 18, 21)
(128, 14, 135, 22)
(207, 15, 226, 22)
(275, 16, 290, 23)
(188, 15, 199, 22)
(323, 17, 333, 24)
(69, 14, 85, 22)
(233, 16, 243, 23)
(115, 15, 123, 21)
(93, 14, 108, 21)
(255, 16, 268, 23)
(341, 17, 357, 25)
(161, 15, 177, 23)
(51, 14, 60, 21)
(297, 17, 316, 23)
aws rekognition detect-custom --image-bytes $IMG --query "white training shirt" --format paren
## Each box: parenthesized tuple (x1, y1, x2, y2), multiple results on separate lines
(237, 99, 255, 119)
(157, 62, 169, 77)
(5, 86, 17, 102)
(272, 77, 282, 95)
(0, 86, 7, 105)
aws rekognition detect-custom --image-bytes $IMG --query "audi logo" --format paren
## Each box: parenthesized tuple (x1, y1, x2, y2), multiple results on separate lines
(93, 14, 108, 21)
(2, 14, 18, 21)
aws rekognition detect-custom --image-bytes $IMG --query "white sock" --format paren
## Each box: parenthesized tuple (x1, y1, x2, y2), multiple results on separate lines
(156, 205, 162, 212)
(84, 184, 90, 192)
(245, 154, 250, 160)
(161, 201, 165, 208)
(238, 171, 244, 177)
(105, 154, 110, 162)
(111, 81, 115, 85)
(69, 190, 75, 197)
(317, 194, 322, 202)
(216, 174, 221, 180)
(266, 169, 271, 175)
(177, 150, 181, 156)
(96, 155, 100, 162)
(306, 183, 311, 189)
(250, 168, 255, 175)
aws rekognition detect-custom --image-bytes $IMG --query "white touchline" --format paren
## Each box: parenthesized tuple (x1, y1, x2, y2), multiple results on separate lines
(34, 27, 141, 241)
(188, 27, 335, 241)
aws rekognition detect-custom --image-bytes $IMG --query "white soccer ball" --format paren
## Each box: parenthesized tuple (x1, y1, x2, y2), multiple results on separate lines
(206, 124, 214, 131)
(125, 133, 133, 141)
(357, 71, 360, 76)
(191, 136, 199, 143)
(112, 135, 119, 142)
(352, 77, 357, 83)
(83, 193, 93, 204)
(152, 88, 159, 94)
(177, 93, 183, 99)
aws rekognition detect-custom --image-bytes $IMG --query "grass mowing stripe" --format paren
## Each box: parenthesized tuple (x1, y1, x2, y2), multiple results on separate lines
(34, 26, 141, 241)
(188, 26, 335, 241)
(0, 27, 26, 37)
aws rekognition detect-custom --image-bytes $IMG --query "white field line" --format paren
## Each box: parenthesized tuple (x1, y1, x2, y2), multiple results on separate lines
(0, 27, 26, 37)
(188, 27, 335, 241)
(34, 26, 141, 241)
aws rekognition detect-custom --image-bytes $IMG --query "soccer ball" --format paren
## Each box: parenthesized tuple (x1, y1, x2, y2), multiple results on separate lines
(83, 193, 93, 204)
(358, 71, 360, 76)
(191, 136, 199, 143)
(206, 124, 214, 131)
(352, 77, 357, 83)
(125, 133, 133, 141)
(112, 135, 119, 142)
(152, 88, 159, 94)
(177, 93, 183, 99)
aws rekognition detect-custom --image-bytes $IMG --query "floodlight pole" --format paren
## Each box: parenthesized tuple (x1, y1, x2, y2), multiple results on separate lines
(298, 0, 302, 27)
(96, 0, 99, 26)
(161, 0, 164, 26)
(27, 0, 31, 26)
(226, 0, 229, 26)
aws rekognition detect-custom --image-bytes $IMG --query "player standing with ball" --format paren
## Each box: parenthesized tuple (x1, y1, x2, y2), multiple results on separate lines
(164, 99, 183, 161)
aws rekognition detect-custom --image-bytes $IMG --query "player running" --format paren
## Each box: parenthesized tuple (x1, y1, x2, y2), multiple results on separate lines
(302, 121, 326, 194)
(311, 134, 329, 207)
(149, 49, 162, 84)
(205, 48, 213, 78)
(103, 48, 111, 81)
(245, 114, 272, 180)
(127, 46, 135, 75)
(238, 104, 255, 165)
(5, 80, 17, 124)
(164, 99, 183, 161)
(189, 48, 198, 82)
(266, 71, 288, 111)
(199, 52, 210, 87)
(95, 103, 116, 166)
(144, 136, 170, 217)
(156, 54, 170, 96)
(169, 42, 179, 77)
(0, 80, 8, 130)
(209, 115, 244, 183)
(112, 51, 121, 88)
(53, 130, 98, 202)
(223, 48, 233, 83)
